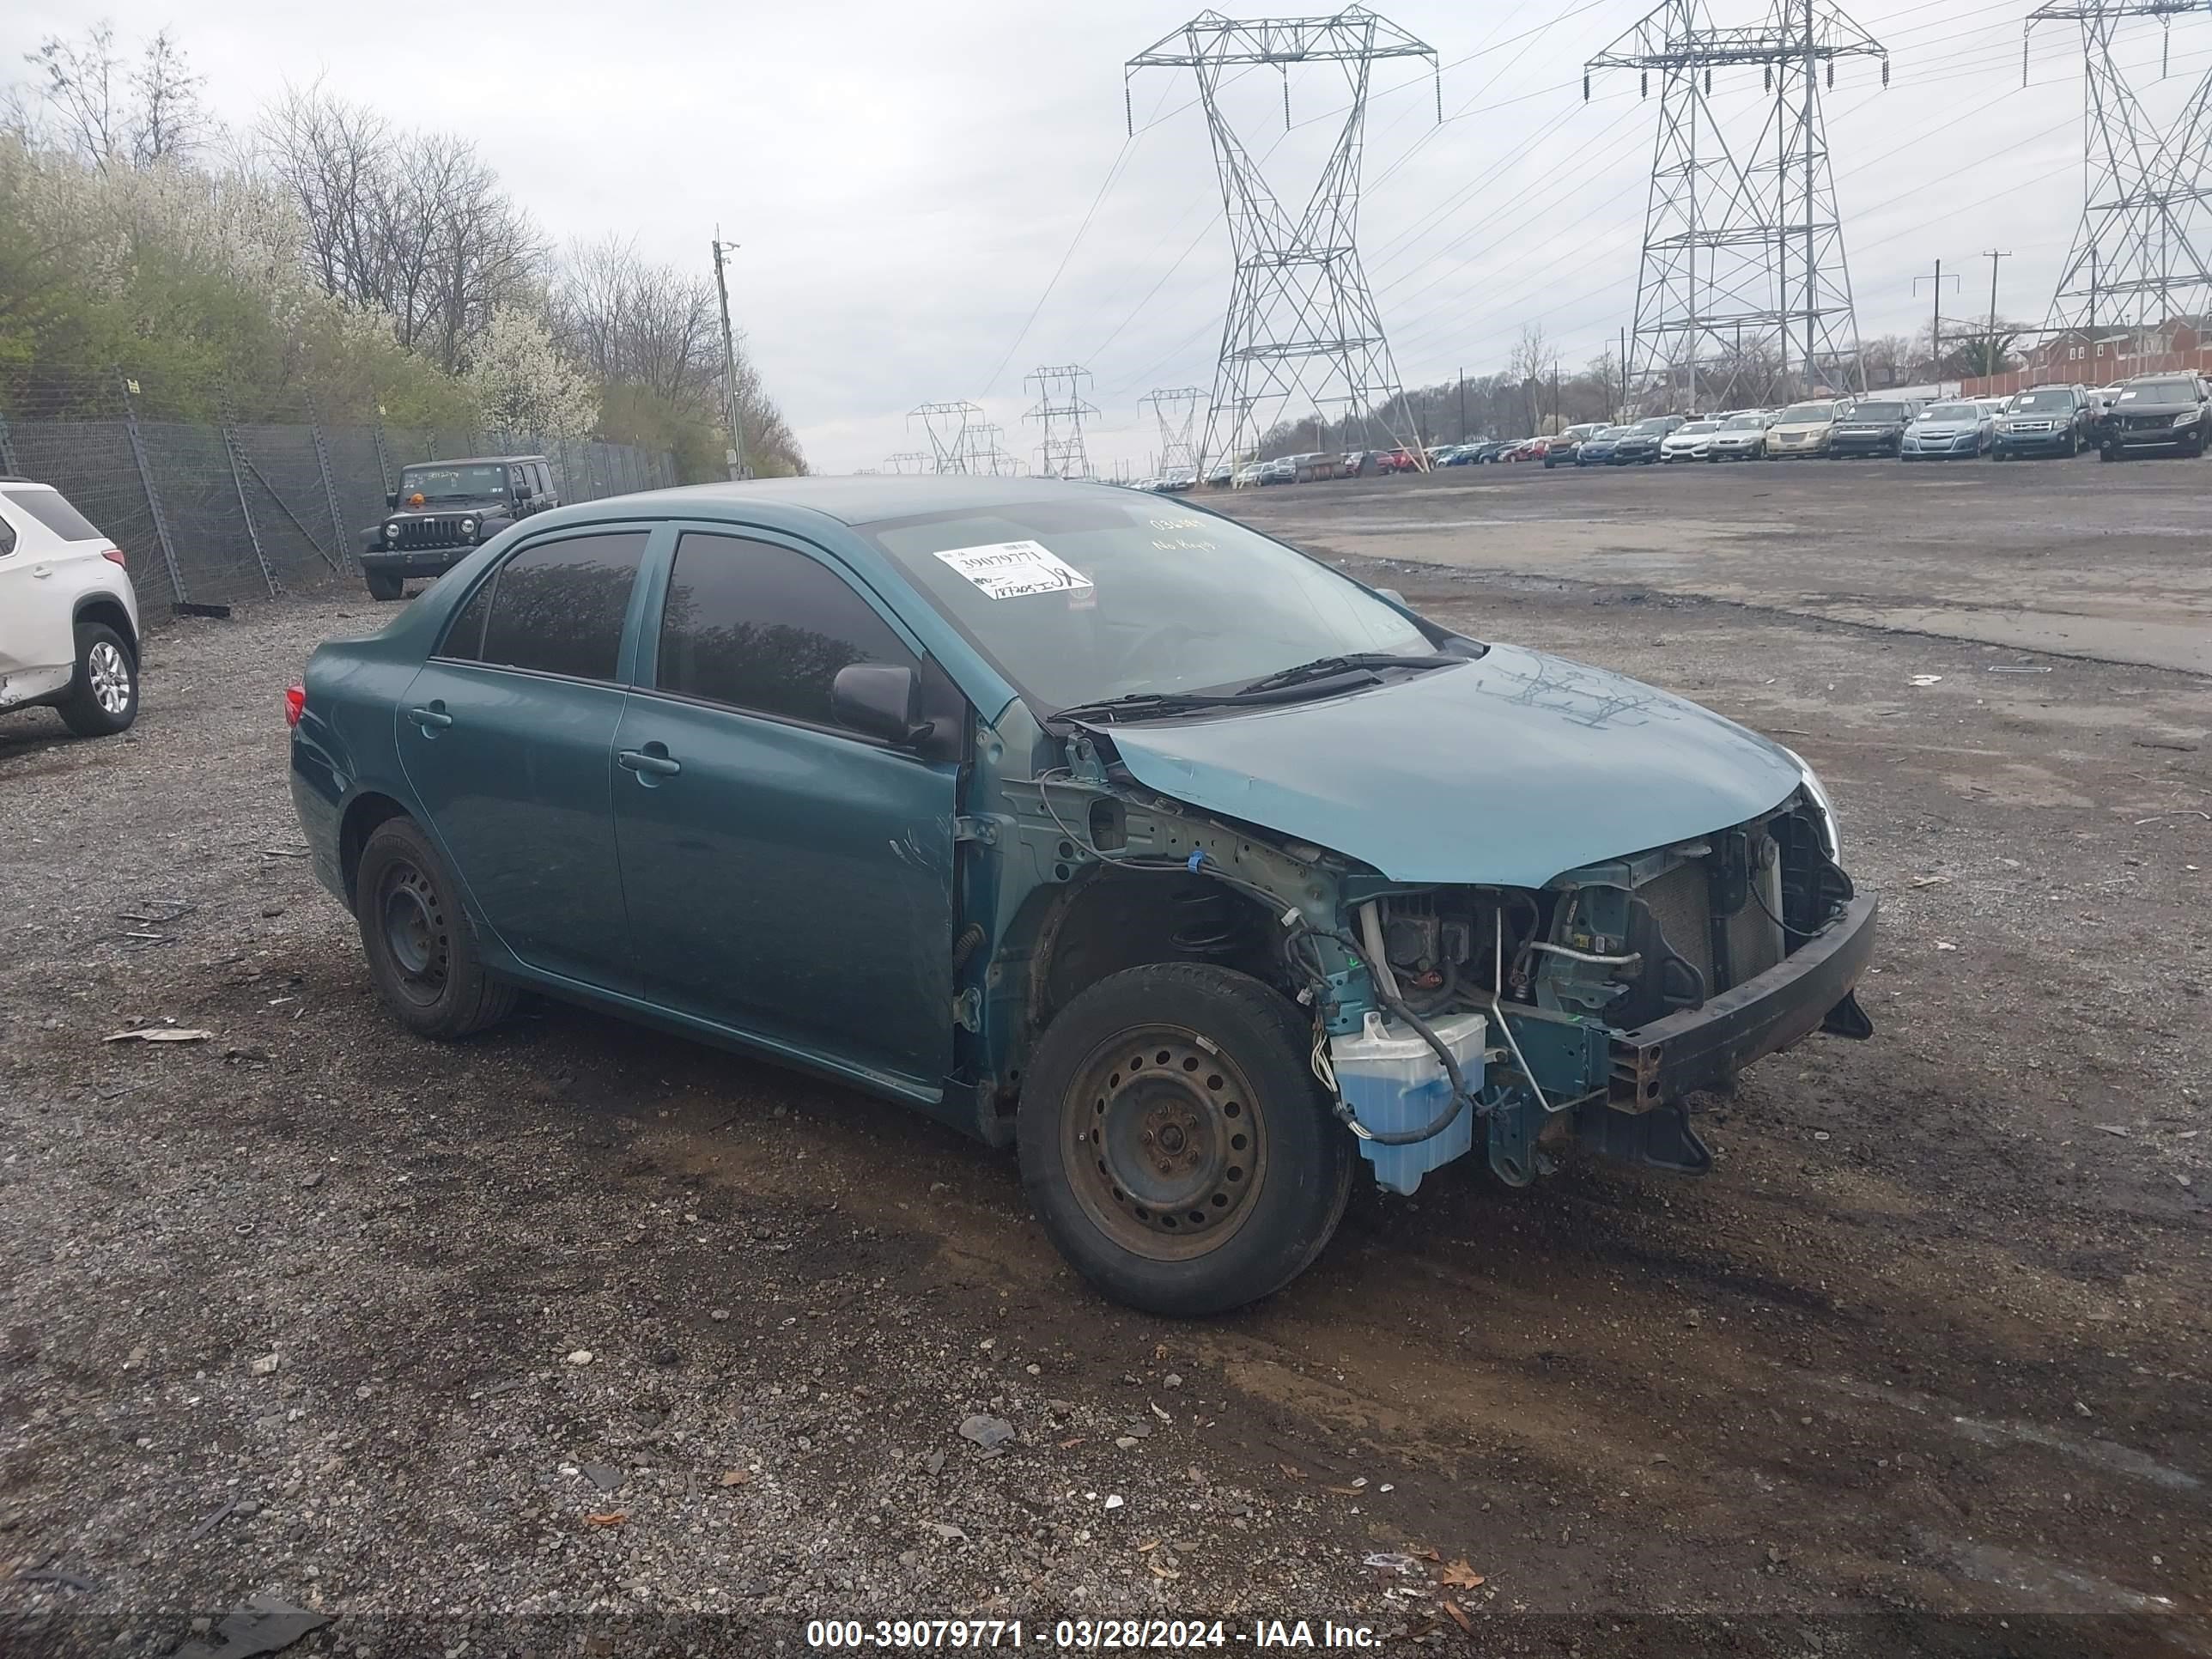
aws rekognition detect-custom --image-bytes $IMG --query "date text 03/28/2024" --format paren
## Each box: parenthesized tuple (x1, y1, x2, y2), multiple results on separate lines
(804, 1620, 1381, 1649)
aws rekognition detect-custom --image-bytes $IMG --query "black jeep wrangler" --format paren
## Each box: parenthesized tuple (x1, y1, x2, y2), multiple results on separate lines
(361, 455, 559, 600)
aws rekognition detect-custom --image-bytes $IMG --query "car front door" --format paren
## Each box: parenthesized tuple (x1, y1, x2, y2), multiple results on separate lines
(397, 526, 653, 994)
(610, 528, 963, 1095)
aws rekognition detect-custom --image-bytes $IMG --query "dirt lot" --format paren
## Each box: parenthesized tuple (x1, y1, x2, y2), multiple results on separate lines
(2, 459, 2208, 1657)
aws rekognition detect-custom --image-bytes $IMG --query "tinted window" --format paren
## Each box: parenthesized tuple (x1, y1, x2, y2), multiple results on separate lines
(1850, 403, 1906, 420)
(476, 532, 647, 680)
(2, 487, 102, 542)
(2124, 379, 2197, 401)
(439, 575, 497, 660)
(657, 534, 921, 726)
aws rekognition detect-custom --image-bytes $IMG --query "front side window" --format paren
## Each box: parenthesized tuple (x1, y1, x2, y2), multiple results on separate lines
(860, 494, 1431, 712)
(657, 533, 921, 727)
(457, 531, 647, 681)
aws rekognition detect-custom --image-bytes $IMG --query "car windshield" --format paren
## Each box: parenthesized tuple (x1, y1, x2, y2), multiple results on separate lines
(1676, 421, 1721, 434)
(1778, 403, 1835, 422)
(398, 464, 506, 500)
(1923, 403, 1980, 422)
(1848, 403, 1906, 421)
(2121, 379, 2196, 401)
(1723, 414, 1765, 429)
(1633, 416, 1672, 433)
(2011, 390, 2074, 410)
(861, 495, 1435, 711)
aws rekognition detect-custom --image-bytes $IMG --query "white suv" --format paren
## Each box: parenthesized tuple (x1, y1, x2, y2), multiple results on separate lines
(0, 481, 143, 738)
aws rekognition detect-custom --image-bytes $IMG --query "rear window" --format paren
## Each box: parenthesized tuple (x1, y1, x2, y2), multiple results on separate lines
(446, 531, 648, 681)
(2, 487, 102, 543)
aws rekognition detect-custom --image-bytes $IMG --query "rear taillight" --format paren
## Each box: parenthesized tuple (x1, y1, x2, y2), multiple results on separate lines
(101, 548, 126, 568)
(284, 684, 306, 728)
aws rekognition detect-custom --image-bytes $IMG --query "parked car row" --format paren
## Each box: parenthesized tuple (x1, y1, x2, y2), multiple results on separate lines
(1145, 371, 2212, 492)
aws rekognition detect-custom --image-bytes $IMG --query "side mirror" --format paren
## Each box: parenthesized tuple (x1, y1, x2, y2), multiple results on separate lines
(386, 491, 399, 510)
(832, 662, 931, 746)
(1376, 586, 1407, 607)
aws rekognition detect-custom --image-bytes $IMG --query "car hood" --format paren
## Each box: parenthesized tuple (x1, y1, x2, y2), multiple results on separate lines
(390, 498, 503, 516)
(1913, 420, 1978, 433)
(1091, 642, 1804, 887)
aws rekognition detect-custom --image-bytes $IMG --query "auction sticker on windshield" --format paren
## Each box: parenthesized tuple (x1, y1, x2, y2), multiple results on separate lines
(934, 540, 1095, 600)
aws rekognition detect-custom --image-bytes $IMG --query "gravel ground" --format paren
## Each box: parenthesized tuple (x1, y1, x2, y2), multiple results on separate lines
(2, 484, 2208, 1659)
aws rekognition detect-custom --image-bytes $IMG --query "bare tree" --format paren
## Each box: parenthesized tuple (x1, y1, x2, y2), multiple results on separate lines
(22, 23, 121, 163)
(21, 22, 210, 167)
(554, 235, 720, 406)
(551, 235, 805, 474)
(129, 30, 206, 165)
(254, 84, 544, 372)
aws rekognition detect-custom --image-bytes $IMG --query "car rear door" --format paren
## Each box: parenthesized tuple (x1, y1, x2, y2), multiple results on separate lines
(610, 526, 962, 1096)
(397, 525, 654, 994)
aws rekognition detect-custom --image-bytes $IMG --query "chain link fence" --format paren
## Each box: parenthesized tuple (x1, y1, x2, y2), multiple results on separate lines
(0, 370, 678, 619)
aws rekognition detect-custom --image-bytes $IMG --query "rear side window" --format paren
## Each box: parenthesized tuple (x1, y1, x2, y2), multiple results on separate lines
(456, 532, 647, 681)
(2, 487, 101, 543)
(656, 532, 921, 727)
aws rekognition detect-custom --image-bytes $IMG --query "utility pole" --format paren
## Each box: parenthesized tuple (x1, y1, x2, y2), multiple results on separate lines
(1915, 258, 1960, 380)
(1456, 367, 1466, 442)
(710, 229, 748, 480)
(1984, 248, 2012, 379)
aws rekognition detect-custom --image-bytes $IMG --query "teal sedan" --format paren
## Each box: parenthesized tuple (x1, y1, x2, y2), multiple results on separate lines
(288, 477, 1875, 1316)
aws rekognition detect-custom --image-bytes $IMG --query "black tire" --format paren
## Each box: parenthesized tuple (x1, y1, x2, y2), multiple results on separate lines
(355, 817, 516, 1041)
(2100, 446, 2118, 462)
(57, 621, 139, 738)
(1018, 963, 1354, 1317)
(366, 572, 404, 602)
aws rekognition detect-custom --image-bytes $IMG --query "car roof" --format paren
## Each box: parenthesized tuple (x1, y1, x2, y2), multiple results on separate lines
(0, 477, 57, 489)
(400, 453, 547, 466)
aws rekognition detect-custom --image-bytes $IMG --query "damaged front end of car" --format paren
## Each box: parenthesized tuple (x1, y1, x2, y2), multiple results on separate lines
(964, 728, 1874, 1197)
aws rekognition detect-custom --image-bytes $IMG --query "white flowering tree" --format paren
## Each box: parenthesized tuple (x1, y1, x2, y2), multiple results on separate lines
(466, 305, 599, 440)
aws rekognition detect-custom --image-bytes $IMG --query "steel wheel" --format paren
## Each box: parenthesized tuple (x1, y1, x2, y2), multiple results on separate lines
(1060, 1024, 1269, 1262)
(376, 859, 450, 1008)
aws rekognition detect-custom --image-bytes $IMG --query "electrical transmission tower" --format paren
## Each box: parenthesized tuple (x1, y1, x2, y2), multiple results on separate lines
(1589, 0, 1887, 409)
(911, 400, 982, 474)
(1141, 386, 1206, 472)
(2029, 0, 2212, 334)
(882, 451, 933, 475)
(960, 422, 1024, 476)
(1128, 9, 1435, 472)
(1025, 364, 1099, 478)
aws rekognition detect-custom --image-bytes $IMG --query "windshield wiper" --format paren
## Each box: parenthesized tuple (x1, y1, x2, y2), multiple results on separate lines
(1046, 690, 1253, 726)
(1234, 652, 1458, 697)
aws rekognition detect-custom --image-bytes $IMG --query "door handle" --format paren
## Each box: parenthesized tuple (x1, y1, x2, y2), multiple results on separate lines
(29, 565, 52, 579)
(406, 703, 453, 732)
(617, 746, 682, 778)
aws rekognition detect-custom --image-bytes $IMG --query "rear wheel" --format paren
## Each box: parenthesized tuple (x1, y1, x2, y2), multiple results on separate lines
(1018, 963, 1353, 1317)
(58, 622, 138, 738)
(355, 817, 516, 1040)
(366, 571, 404, 602)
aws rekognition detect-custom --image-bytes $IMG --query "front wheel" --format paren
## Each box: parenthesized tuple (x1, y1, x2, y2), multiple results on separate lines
(355, 817, 517, 1041)
(2100, 446, 2118, 463)
(1018, 963, 1354, 1317)
(366, 571, 404, 602)
(58, 621, 139, 738)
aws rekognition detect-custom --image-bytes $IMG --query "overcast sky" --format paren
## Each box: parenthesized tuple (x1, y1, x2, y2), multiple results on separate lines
(9, 0, 2205, 473)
